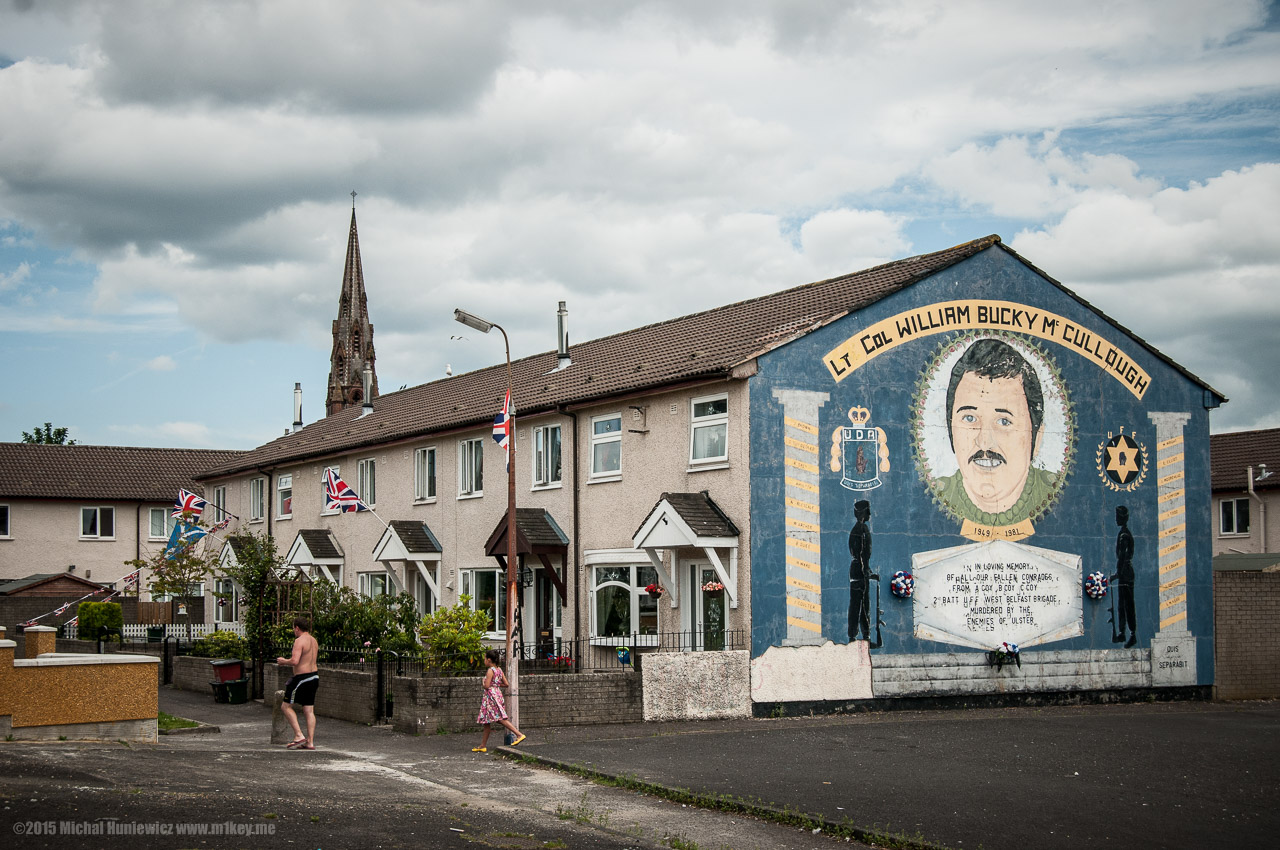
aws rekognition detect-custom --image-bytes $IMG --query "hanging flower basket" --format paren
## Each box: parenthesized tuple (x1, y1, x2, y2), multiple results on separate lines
(645, 583, 665, 598)
(701, 580, 726, 597)
(890, 570, 915, 599)
(1084, 571, 1109, 600)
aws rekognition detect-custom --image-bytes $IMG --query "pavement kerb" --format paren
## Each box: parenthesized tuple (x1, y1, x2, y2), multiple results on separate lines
(494, 746, 953, 850)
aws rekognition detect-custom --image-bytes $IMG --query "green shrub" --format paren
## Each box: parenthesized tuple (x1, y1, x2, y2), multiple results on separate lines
(77, 601, 123, 641)
(188, 630, 250, 660)
(417, 596, 492, 673)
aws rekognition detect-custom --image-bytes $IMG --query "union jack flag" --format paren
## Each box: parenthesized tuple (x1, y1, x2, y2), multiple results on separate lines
(172, 488, 207, 519)
(323, 468, 369, 513)
(492, 389, 512, 470)
(209, 516, 231, 533)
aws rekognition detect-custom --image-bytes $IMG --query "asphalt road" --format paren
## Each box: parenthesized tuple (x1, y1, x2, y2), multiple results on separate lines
(518, 700, 1280, 850)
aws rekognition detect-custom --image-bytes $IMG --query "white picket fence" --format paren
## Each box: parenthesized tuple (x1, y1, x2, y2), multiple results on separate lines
(63, 622, 247, 641)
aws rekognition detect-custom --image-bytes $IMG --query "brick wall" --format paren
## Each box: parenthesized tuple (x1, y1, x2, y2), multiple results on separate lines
(1214, 570, 1280, 699)
(1, 597, 138, 640)
(393, 671, 643, 734)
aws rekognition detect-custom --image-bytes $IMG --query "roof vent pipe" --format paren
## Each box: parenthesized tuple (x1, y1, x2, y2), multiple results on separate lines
(293, 382, 303, 432)
(361, 364, 374, 416)
(557, 300, 571, 369)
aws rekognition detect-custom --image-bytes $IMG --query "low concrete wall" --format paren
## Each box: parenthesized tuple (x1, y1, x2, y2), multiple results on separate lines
(870, 649, 1151, 697)
(1215, 570, 1280, 699)
(0, 627, 158, 741)
(394, 671, 643, 734)
(642, 650, 751, 721)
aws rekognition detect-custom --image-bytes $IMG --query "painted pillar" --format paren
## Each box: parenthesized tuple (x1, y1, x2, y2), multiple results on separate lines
(1147, 411, 1196, 685)
(772, 388, 829, 646)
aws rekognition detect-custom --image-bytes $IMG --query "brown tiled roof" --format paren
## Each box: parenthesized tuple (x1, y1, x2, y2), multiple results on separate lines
(296, 529, 343, 561)
(0, 573, 109, 596)
(0, 443, 245, 501)
(485, 508, 570, 556)
(1211, 427, 1280, 492)
(635, 491, 740, 541)
(197, 234, 1221, 479)
(201, 237, 1002, 478)
(387, 520, 443, 556)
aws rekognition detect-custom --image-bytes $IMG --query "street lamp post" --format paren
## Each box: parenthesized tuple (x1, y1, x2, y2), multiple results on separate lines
(453, 308, 521, 729)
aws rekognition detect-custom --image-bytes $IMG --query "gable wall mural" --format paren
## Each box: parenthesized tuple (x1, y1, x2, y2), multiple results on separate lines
(748, 247, 1216, 705)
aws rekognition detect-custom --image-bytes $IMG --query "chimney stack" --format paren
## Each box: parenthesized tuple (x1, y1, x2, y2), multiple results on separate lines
(362, 364, 374, 416)
(293, 383, 303, 432)
(556, 300, 571, 370)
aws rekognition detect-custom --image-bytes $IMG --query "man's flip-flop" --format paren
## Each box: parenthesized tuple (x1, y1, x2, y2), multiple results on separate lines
(301, 743, 315, 750)
(285, 739, 307, 749)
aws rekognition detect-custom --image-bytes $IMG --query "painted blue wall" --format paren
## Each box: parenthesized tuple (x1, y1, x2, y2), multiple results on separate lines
(749, 246, 1215, 685)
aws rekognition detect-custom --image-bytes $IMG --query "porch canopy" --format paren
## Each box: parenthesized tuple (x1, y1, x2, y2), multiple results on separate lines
(284, 529, 345, 584)
(632, 491, 741, 609)
(484, 508, 569, 600)
(216, 535, 253, 573)
(372, 520, 443, 605)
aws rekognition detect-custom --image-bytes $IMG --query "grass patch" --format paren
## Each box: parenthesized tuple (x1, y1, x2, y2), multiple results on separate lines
(157, 711, 200, 731)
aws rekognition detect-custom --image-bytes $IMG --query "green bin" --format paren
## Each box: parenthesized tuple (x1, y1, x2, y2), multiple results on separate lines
(146, 627, 164, 643)
(225, 678, 249, 705)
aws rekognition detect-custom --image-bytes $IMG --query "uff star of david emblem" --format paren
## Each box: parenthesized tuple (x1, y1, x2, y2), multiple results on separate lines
(1097, 427, 1147, 492)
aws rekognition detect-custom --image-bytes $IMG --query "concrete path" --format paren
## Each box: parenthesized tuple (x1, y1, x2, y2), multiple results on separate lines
(0, 686, 871, 850)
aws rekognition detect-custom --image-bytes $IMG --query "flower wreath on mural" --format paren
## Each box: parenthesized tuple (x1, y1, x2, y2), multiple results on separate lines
(910, 331, 1075, 535)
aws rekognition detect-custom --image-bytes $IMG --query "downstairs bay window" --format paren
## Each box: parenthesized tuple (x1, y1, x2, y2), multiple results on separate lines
(589, 563, 659, 646)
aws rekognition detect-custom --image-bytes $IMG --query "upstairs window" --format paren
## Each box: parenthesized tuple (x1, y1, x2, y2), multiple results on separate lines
(357, 458, 377, 507)
(1221, 498, 1251, 536)
(0, 504, 10, 537)
(211, 486, 228, 524)
(148, 508, 178, 540)
(690, 394, 729, 465)
(459, 438, 484, 497)
(249, 477, 266, 521)
(81, 506, 115, 539)
(277, 474, 293, 518)
(590, 414, 622, 479)
(414, 447, 437, 501)
(320, 466, 340, 515)
(533, 424, 562, 488)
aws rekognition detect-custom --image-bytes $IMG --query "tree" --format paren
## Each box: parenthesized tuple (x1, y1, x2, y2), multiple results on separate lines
(21, 422, 76, 444)
(124, 515, 216, 621)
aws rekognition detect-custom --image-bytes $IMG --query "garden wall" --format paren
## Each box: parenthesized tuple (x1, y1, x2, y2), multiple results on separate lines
(1214, 570, 1280, 699)
(641, 650, 751, 721)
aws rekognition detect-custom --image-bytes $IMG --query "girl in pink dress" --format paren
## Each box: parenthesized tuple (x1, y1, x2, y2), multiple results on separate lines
(473, 649, 525, 752)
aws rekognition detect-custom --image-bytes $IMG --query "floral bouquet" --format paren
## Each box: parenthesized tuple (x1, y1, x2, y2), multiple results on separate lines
(1084, 571, 1109, 600)
(990, 641, 1021, 671)
(890, 570, 915, 599)
(645, 583, 665, 596)
(701, 580, 726, 593)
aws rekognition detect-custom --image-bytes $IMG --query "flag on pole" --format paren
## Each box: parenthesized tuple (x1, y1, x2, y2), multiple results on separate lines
(323, 468, 370, 513)
(209, 516, 231, 533)
(492, 389, 511, 470)
(172, 488, 207, 519)
(163, 521, 206, 559)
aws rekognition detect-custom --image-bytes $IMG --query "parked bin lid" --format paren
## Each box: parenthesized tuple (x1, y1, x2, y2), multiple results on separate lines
(210, 659, 242, 667)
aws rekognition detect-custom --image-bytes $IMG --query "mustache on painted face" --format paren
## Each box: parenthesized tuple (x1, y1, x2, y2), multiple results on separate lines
(967, 450, 1006, 469)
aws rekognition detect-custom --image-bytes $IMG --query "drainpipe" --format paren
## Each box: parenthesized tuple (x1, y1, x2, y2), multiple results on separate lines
(560, 407, 581, 644)
(135, 503, 143, 562)
(1247, 466, 1268, 554)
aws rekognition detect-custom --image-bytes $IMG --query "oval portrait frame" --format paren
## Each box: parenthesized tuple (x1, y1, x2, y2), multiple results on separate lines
(910, 331, 1075, 526)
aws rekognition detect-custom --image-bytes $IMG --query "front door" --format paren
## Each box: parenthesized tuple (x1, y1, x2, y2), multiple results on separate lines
(685, 561, 726, 651)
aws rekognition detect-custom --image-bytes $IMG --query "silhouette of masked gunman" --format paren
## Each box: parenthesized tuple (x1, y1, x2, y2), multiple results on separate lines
(848, 500, 877, 642)
(1111, 506, 1137, 648)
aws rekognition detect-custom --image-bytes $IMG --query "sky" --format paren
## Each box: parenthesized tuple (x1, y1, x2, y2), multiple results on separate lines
(1, 0, 1277, 450)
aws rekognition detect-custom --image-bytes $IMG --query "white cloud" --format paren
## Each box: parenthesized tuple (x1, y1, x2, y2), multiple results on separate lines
(0, 260, 31, 289)
(144, 354, 176, 371)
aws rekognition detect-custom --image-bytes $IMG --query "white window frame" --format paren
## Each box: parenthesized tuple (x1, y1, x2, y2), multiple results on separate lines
(461, 568, 506, 638)
(277, 474, 293, 519)
(358, 571, 392, 599)
(589, 413, 622, 481)
(458, 438, 484, 498)
(153, 582, 206, 603)
(1220, 497, 1251, 536)
(321, 466, 340, 516)
(689, 393, 729, 467)
(148, 508, 178, 541)
(211, 486, 228, 524)
(533, 424, 563, 489)
(588, 561, 660, 646)
(357, 458, 377, 507)
(214, 577, 238, 623)
(249, 477, 266, 522)
(80, 506, 116, 540)
(414, 446, 437, 502)
(0, 504, 10, 538)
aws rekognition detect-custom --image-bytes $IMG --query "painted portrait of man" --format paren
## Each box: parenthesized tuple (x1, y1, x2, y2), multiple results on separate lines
(913, 333, 1072, 533)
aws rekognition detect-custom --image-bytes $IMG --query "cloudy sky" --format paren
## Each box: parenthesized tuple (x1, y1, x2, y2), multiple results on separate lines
(1, 0, 1277, 449)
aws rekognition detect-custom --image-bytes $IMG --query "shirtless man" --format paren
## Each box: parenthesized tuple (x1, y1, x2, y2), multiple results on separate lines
(277, 616, 320, 749)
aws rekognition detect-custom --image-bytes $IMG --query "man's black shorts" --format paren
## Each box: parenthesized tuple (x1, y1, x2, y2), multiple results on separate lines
(284, 672, 320, 707)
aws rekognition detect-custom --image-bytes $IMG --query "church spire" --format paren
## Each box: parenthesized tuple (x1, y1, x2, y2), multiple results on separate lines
(326, 195, 379, 416)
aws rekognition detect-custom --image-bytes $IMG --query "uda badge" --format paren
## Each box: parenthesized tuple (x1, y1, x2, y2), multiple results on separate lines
(831, 406, 889, 492)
